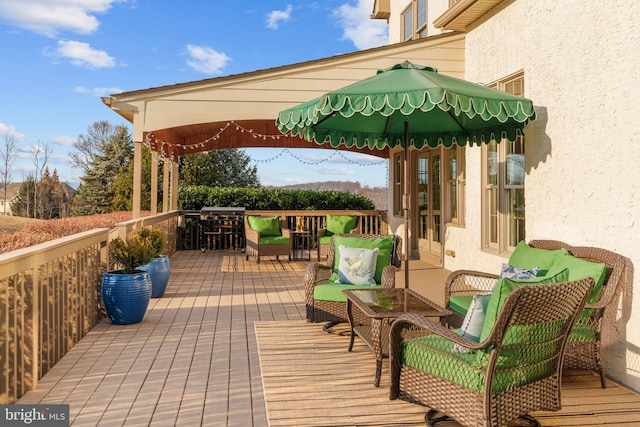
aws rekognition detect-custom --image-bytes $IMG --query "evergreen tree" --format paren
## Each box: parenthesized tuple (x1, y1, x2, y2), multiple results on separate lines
(10, 165, 69, 219)
(73, 125, 133, 215)
(180, 149, 260, 188)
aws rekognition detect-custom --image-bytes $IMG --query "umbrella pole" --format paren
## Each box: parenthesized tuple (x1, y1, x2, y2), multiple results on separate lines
(403, 121, 410, 289)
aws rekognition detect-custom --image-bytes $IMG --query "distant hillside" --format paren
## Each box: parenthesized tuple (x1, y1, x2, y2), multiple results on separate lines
(267, 181, 387, 210)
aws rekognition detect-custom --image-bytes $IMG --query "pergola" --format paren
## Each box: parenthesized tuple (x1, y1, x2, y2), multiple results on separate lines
(102, 32, 465, 218)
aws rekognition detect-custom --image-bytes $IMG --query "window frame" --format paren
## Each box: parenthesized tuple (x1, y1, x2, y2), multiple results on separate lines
(445, 146, 465, 226)
(481, 71, 526, 254)
(401, 0, 428, 41)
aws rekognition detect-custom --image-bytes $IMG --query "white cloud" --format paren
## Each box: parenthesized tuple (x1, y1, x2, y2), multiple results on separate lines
(50, 134, 75, 147)
(333, 0, 388, 50)
(0, 122, 25, 139)
(311, 164, 355, 176)
(185, 44, 230, 74)
(0, 0, 124, 37)
(75, 86, 123, 97)
(53, 40, 115, 69)
(266, 4, 292, 30)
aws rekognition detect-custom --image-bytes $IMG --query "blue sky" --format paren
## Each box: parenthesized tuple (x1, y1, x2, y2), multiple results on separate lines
(0, 0, 390, 189)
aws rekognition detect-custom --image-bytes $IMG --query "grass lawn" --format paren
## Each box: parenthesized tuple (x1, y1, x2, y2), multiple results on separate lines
(0, 216, 42, 234)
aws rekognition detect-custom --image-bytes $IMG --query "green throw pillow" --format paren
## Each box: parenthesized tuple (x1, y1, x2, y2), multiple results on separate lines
(329, 235, 395, 284)
(325, 215, 358, 236)
(546, 254, 607, 304)
(508, 241, 569, 275)
(247, 216, 281, 237)
(479, 268, 570, 343)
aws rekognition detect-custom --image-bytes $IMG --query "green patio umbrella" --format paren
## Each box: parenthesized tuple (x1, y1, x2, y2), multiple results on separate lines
(276, 61, 536, 287)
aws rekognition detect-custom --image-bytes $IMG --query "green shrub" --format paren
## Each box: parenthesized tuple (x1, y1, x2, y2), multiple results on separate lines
(178, 186, 375, 210)
(110, 227, 161, 273)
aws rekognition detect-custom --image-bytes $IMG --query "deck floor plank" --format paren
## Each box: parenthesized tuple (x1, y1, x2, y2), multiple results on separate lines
(15, 250, 640, 426)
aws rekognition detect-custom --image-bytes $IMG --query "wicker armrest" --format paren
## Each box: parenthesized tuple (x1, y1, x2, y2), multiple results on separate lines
(245, 227, 260, 242)
(390, 313, 489, 352)
(445, 270, 499, 300)
(281, 228, 291, 238)
(318, 228, 327, 238)
(380, 264, 399, 289)
(303, 262, 334, 296)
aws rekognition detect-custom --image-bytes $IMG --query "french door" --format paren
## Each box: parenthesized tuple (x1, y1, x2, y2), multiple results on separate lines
(416, 150, 442, 259)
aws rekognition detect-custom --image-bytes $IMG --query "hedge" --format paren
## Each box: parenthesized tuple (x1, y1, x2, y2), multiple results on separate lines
(178, 186, 375, 210)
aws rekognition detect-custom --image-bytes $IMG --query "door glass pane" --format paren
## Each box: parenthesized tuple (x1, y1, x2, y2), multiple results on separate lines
(418, 157, 428, 239)
(432, 155, 441, 244)
(448, 149, 457, 219)
(509, 188, 526, 246)
(432, 155, 440, 210)
(490, 189, 498, 244)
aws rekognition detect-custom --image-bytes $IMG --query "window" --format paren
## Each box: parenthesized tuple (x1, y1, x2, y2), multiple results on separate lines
(482, 72, 526, 253)
(446, 146, 465, 225)
(393, 152, 403, 216)
(402, 0, 428, 41)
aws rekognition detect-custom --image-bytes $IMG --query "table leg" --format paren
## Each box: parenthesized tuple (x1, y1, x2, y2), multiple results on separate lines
(347, 300, 355, 352)
(372, 318, 382, 387)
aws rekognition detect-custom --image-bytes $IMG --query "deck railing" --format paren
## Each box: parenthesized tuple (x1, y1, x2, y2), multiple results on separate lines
(179, 209, 388, 251)
(0, 212, 179, 404)
(0, 209, 382, 403)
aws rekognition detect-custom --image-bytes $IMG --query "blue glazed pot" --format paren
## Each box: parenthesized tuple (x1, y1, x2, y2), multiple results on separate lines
(140, 255, 171, 298)
(101, 270, 152, 325)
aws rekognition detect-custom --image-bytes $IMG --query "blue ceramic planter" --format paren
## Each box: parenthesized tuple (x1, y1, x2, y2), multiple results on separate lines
(140, 255, 171, 298)
(101, 270, 152, 325)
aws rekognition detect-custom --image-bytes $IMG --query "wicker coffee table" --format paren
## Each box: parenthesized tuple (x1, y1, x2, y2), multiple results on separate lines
(342, 288, 451, 387)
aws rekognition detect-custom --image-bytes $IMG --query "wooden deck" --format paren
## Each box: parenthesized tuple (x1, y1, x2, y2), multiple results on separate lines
(17, 250, 640, 426)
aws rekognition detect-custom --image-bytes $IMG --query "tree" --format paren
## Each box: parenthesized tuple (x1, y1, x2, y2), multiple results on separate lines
(30, 140, 52, 219)
(0, 132, 19, 212)
(73, 124, 133, 215)
(70, 121, 116, 173)
(10, 168, 70, 219)
(180, 149, 260, 188)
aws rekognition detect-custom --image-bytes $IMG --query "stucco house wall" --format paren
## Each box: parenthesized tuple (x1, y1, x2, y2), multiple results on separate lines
(439, 0, 640, 389)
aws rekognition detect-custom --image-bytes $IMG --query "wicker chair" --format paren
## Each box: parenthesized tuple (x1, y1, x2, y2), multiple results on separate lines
(317, 215, 360, 262)
(244, 215, 291, 263)
(390, 278, 594, 427)
(304, 233, 401, 326)
(444, 240, 627, 388)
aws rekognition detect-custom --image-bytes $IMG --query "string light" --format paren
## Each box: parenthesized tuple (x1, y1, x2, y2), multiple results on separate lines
(252, 148, 386, 167)
(144, 121, 389, 169)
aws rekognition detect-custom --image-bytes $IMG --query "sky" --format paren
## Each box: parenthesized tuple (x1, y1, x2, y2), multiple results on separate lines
(0, 0, 391, 189)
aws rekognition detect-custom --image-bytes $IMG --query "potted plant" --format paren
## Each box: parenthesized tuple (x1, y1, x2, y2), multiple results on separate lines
(138, 227, 171, 298)
(101, 228, 159, 325)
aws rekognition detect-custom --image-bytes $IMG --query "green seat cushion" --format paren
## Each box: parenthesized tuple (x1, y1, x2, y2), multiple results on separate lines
(313, 283, 381, 303)
(402, 334, 558, 393)
(449, 295, 474, 316)
(248, 216, 281, 237)
(325, 215, 358, 236)
(330, 235, 395, 284)
(318, 236, 332, 245)
(259, 235, 289, 245)
(479, 268, 570, 342)
(568, 325, 597, 342)
(546, 254, 607, 304)
(508, 241, 569, 276)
